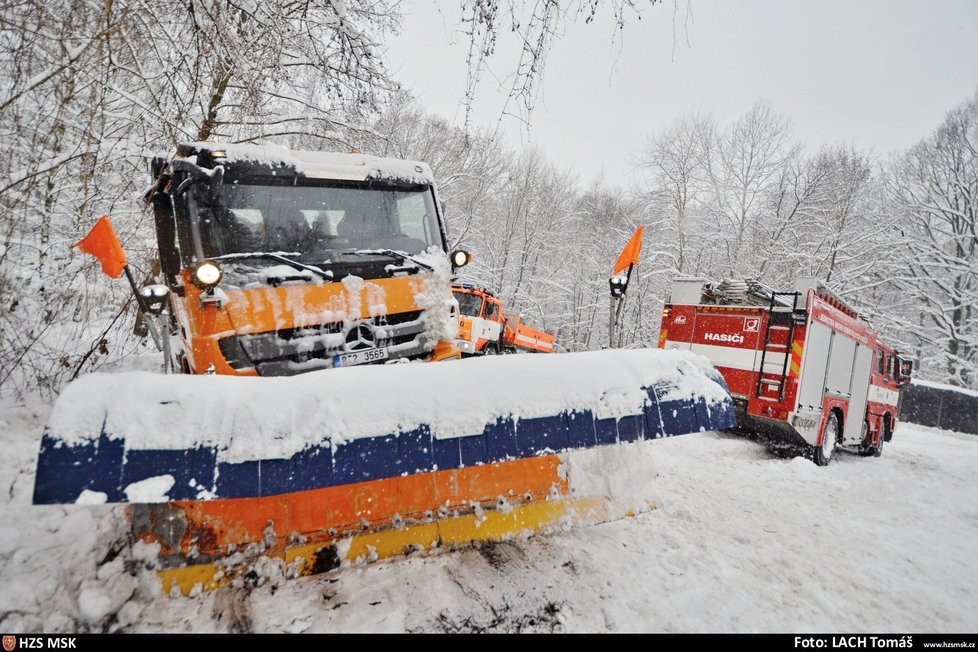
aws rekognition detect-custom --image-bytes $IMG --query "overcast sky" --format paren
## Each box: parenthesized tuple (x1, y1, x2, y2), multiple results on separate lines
(385, 0, 978, 185)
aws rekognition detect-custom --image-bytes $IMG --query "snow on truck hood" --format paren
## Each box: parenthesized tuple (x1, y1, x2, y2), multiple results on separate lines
(45, 349, 730, 465)
(180, 142, 435, 184)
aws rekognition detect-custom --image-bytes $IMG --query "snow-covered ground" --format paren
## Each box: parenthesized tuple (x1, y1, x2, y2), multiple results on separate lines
(2, 396, 976, 633)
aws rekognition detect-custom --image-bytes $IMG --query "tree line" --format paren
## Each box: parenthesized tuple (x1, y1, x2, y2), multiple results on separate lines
(358, 95, 977, 390)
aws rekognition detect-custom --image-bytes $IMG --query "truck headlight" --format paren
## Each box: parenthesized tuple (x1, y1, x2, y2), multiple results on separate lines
(191, 261, 222, 290)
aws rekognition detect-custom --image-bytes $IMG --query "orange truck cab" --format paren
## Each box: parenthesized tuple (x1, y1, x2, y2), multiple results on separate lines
(452, 284, 555, 355)
(147, 142, 466, 376)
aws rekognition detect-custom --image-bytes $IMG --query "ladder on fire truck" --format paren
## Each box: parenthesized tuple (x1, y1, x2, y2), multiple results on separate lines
(755, 291, 802, 402)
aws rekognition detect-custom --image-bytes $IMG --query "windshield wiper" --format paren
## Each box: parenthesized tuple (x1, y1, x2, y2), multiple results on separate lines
(211, 252, 333, 281)
(339, 249, 434, 272)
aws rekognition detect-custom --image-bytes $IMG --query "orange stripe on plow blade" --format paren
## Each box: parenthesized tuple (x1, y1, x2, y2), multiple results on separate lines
(134, 456, 567, 562)
(156, 493, 658, 596)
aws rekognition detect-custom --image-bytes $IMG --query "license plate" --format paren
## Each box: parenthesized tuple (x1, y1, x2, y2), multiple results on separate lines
(333, 348, 389, 367)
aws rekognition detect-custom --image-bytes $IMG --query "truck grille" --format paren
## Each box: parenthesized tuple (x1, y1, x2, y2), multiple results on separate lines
(218, 311, 428, 376)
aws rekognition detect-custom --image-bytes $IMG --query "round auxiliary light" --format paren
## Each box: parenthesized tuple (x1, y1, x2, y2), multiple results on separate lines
(140, 284, 169, 299)
(451, 250, 471, 268)
(192, 261, 222, 289)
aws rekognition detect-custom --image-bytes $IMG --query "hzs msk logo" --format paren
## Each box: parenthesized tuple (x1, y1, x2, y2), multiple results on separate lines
(3, 636, 16, 652)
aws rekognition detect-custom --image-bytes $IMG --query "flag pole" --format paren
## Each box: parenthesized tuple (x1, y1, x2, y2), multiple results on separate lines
(123, 265, 163, 350)
(608, 226, 644, 349)
(609, 263, 635, 348)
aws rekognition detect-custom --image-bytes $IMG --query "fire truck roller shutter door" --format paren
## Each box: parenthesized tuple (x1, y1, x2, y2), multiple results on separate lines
(797, 321, 832, 410)
(825, 333, 857, 399)
(843, 344, 874, 444)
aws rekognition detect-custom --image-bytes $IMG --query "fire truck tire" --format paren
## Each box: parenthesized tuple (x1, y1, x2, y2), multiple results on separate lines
(883, 415, 893, 442)
(484, 343, 501, 355)
(813, 411, 840, 466)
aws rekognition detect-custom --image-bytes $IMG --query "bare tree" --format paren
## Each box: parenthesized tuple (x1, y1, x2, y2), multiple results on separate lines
(701, 103, 799, 277)
(458, 0, 658, 129)
(889, 90, 978, 388)
(0, 0, 403, 396)
(639, 114, 711, 274)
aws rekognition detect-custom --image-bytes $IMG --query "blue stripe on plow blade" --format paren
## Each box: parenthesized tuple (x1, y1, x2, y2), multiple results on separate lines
(33, 384, 735, 504)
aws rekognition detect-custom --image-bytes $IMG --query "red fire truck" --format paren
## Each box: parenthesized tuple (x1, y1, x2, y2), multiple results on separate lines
(452, 284, 556, 355)
(658, 277, 913, 465)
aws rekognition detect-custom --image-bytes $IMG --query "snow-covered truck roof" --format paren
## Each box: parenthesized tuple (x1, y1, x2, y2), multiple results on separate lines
(173, 142, 436, 185)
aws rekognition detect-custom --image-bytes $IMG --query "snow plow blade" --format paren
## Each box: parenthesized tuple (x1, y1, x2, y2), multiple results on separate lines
(34, 349, 734, 594)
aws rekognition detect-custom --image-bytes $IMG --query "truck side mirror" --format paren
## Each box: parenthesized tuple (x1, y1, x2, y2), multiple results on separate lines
(897, 356, 913, 385)
(609, 275, 628, 298)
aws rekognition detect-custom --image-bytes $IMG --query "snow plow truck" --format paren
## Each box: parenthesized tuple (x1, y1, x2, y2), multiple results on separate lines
(452, 284, 556, 355)
(33, 142, 735, 595)
(658, 277, 912, 465)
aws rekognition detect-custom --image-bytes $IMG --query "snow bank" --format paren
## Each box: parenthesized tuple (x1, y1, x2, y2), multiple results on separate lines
(45, 349, 730, 464)
(564, 439, 662, 514)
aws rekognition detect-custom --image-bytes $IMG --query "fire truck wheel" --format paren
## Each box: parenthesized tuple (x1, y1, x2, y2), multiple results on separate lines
(874, 418, 892, 456)
(813, 412, 840, 466)
(484, 343, 501, 355)
(858, 422, 884, 458)
(873, 436, 884, 457)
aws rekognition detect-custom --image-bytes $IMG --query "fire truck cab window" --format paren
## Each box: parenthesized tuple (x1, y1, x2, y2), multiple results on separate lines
(877, 351, 886, 375)
(453, 292, 483, 317)
(886, 355, 895, 379)
(484, 300, 500, 321)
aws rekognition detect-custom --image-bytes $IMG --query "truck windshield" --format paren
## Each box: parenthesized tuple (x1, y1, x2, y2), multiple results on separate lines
(453, 292, 484, 317)
(190, 180, 442, 262)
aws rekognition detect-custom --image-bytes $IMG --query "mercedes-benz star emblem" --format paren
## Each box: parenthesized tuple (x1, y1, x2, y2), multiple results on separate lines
(344, 324, 377, 352)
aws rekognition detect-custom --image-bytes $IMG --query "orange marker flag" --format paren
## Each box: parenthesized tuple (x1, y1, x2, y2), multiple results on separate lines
(75, 215, 128, 279)
(612, 225, 644, 276)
